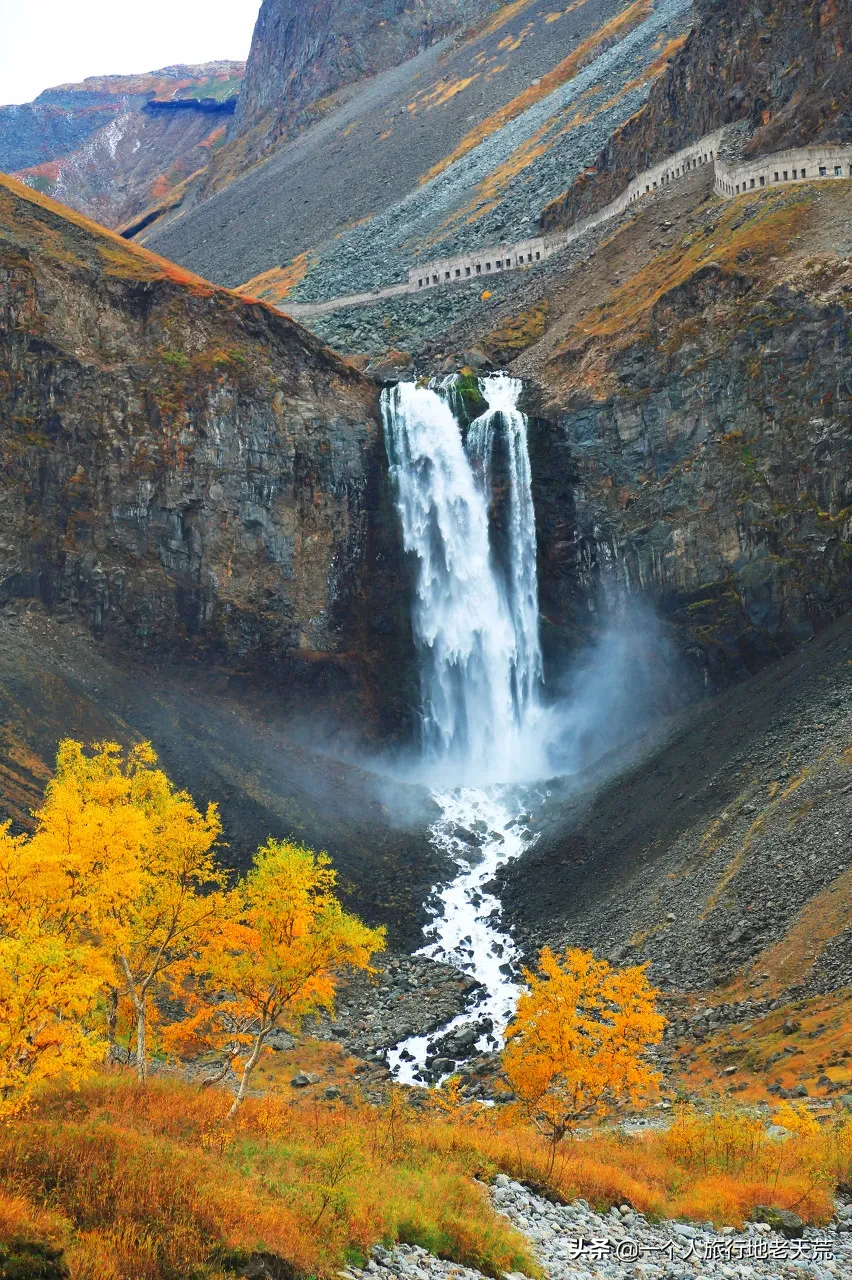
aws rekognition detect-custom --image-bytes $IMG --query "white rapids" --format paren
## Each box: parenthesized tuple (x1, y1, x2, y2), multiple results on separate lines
(381, 374, 546, 1084)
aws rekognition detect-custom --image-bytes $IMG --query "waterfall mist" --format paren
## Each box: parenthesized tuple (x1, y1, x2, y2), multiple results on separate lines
(534, 607, 680, 781)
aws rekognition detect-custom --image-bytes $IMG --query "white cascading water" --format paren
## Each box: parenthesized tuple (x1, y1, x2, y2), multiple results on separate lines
(381, 374, 545, 1084)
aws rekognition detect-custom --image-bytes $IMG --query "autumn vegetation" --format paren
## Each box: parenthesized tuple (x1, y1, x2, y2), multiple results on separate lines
(0, 739, 384, 1112)
(503, 946, 665, 1163)
(2, 1075, 851, 1280)
(1, 741, 850, 1280)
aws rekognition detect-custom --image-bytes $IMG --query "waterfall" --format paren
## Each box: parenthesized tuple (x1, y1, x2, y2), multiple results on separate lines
(381, 374, 542, 783)
(467, 374, 543, 725)
(381, 373, 545, 1083)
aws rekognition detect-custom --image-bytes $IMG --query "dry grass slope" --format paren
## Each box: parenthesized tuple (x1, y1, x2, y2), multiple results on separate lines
(1, 1072, 850, 1280)
(0, 174, 213, 291)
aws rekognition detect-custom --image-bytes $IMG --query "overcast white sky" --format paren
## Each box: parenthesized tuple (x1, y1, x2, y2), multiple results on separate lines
(0, 0, 260, 105)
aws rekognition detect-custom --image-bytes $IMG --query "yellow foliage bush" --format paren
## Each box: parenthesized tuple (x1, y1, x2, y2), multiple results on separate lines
(503, 946, 665, 1152)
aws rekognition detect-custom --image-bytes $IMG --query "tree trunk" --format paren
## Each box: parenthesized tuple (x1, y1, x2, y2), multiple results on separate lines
(227, 1029, 268, 1118)
(106, 987, 118, 1061)
(136, 992, 147, 1083)
(118, 954, 147, 1084)
(202, 1053, 237, 1088)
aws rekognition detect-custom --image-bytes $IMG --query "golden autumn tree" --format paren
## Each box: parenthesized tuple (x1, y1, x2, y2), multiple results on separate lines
(166, 839, 385, 1116)
(0, 822, 108, 1115)
(32, 740, 225, 1082)
(503, 947, 665, 1163)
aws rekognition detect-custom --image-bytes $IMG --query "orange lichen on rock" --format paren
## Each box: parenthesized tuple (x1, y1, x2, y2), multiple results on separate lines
(420, 0, 654, 183)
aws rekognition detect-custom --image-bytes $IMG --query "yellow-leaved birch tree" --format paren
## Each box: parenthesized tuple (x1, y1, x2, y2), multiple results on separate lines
(503, 947, 665, 1167)
(0, 822, 107, 1114)
(166, 838, 385, 1115)
(34, 740, 225, 1081)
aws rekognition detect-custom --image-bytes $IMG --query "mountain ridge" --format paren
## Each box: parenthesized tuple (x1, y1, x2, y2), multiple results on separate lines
(2, 62, 245, 229)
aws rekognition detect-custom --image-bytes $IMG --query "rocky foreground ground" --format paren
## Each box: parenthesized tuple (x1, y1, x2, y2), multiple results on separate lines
(344, 1178, 852, 1280)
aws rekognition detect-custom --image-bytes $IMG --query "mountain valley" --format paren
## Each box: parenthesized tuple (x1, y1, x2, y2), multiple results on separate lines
(1, 1, 852, 1275)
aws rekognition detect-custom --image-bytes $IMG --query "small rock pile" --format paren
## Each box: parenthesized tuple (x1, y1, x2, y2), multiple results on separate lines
(342, 1178, 852, 1280)
(312, 953, 483, 1059)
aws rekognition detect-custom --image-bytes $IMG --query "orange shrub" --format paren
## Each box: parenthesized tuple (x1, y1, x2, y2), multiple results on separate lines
(0, 1076, 536, 1280)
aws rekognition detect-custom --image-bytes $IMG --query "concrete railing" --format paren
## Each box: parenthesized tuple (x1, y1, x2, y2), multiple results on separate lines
(407, 128, 728, 292)
(284, 282, 409, 320)
(281, 132, 852, 318)
(714, 145, 852, 198)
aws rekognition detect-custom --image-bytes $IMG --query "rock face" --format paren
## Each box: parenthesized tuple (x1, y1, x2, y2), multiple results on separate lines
(532, 184, 852, 685)
(0, 174, 414, 734)
(542, 0, 852, 231)
(228, 0, 497, 168)
(2, 64, 244, 229)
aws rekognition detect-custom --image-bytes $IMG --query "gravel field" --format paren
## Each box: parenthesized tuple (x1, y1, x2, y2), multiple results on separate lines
(344, 1178, 852, 1280)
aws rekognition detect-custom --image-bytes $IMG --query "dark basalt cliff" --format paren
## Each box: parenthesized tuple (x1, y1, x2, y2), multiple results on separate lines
(530, 182, 852, 686)
(542, 0, 852, 232)
(0, 175, 414, 735)
(224, 0, 497, 172)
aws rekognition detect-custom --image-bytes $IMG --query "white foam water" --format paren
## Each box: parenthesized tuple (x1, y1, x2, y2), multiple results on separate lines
(381, 374, 544, 1084)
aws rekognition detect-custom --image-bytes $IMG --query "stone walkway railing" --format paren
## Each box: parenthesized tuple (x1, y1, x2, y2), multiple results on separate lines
(284, 283, 408, 320)
(406, 128, 727, 294)
(714, 145, 852, 198)
(284, 135, 852, 319)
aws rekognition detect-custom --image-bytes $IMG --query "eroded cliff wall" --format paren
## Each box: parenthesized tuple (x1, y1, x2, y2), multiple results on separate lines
(228, 0, 497, 171)
(533, 181, 852, 685)
(0, 175, 413, 733)
(542, 0, 852, 232)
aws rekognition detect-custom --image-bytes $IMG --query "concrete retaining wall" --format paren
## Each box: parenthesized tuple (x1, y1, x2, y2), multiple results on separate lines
(408, 128, 728, 293)
(715, 145, 852, 198)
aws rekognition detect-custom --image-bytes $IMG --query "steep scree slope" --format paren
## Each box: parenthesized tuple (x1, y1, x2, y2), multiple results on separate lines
(226, 0, 499, 178)
(542, 0, 851, 231)
(499, 610, 852, 1007)
(143, 0, 692, 294)
(0, 174, 414, 735)
(3, 64, 244, 229)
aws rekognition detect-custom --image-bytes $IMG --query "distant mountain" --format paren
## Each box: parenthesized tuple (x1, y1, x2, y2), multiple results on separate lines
(1, 63, 244, 228)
